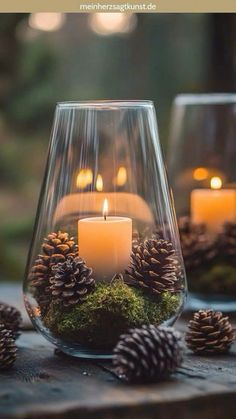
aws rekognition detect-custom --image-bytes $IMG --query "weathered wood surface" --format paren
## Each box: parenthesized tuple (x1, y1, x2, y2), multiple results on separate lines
(1, 282, 236, 419)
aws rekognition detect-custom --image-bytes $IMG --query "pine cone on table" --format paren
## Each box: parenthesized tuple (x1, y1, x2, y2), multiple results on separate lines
(49, 255, 95, 307)
(185, 310, 234, 355)
(126, 237, 183, 295)
(218, 222, 236, 263)
(113, 325, 183, 383)
(178, 217, 216, 272)
(28, 231, 78, 314)
(0, 302, 22, 339)
(0, 324, 17, 370)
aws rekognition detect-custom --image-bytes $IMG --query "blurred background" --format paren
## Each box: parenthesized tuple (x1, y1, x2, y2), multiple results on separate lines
(0, 12, 236, 282)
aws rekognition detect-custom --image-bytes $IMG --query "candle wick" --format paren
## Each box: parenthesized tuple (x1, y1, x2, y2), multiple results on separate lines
(104, 214, 107, 221)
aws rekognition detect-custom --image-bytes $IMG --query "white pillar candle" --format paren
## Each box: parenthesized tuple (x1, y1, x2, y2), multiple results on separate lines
(78, 199, 132, 281)
(191, 177, 236, 234)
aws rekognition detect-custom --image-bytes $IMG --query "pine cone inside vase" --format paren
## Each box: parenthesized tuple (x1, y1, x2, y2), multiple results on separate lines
(178, 217, 216, 272)
(218, 222, 236, 263)
(185, 310, 234, 355)
(28, 231, 78, 313)
(49, 255, 95, 307)
(0, 302, 22, 339)
(126, 237, 183, 295)
(113, 325, 183, 383)
(0, 324, 17, 370)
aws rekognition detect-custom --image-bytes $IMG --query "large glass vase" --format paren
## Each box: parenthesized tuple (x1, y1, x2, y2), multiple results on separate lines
(24, 100, 187, 358)
(168, 94, 236, 311)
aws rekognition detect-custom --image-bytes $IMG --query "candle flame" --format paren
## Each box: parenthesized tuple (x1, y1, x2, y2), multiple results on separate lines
(210, 176, 222, 190)
(96, 174, 103, 191)
(193, 167, 208, 181)
(103, 198, 108, 220)
(116, 166, 127, 186)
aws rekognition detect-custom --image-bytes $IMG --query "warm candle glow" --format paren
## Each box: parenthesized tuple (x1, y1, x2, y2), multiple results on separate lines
(76, 169, 93, 189)
(103, 198, 108, 220)
(193, 167, 209, 181)
(191, 175, 236, 233)
(78, 197, 132, 280)
(210, 176, 222, 190)
(96, 174, 103, 191)
(116, 167, 127, 186)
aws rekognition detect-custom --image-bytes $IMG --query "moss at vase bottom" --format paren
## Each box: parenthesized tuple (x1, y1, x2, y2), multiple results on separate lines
(43, 280, 181, 349)
(188, 264, 236, 295)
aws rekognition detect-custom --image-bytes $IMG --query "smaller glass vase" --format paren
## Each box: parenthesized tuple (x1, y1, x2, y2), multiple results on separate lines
(168, 93, 236, 312)
(24, 100, 187, 358)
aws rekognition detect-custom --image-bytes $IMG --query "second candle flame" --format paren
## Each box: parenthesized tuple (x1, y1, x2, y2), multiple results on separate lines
(103, 198, 108, 220)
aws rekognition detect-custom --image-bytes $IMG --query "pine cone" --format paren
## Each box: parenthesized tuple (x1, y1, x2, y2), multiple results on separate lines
(185, 310, 234, 354)
(0, 324, 17, 370)
(49, 255, 95, 307)
(113, 325, 183, 383)
(178, 217, 216, 272)
(29, 231, 78, 313)
(218, 222, 236, 263)
(0, 302, 22, 339)
(126, 237, 183, 295)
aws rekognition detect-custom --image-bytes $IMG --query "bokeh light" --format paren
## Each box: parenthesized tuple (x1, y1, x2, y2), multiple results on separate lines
(193, 167, 209, 181)
(88, 13, 137, 36)
(29, 13, 66, 32)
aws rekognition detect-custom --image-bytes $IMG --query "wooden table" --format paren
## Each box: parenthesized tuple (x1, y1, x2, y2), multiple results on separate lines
(1, 283, 236, 419)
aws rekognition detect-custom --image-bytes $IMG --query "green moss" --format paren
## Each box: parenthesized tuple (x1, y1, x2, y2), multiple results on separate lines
(43, 280, 182, 349)
(188, 264, 236, 295)
(143, 291, 181, 324)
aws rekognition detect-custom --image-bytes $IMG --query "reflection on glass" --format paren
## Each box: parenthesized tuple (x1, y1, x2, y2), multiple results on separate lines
(96, 174, 103, 191)
(76, 168, 93, 189)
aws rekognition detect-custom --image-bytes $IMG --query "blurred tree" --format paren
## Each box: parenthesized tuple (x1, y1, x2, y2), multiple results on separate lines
(0, 14, 27, 104)
(5, 39, 58, 130)
(208, 14, 236, 91)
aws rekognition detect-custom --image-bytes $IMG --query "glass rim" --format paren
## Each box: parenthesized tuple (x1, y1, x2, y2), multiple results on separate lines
(174, 93, 236, 105)
(56, 100, 154, 110)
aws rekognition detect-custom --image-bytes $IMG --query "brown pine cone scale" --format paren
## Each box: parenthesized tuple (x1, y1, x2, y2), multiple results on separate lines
(113, 325, 183, 383)
(29, 231, 78, 313)
(218, 222, 236, 261)
(0, 303, 22, 339)
(178, 217, 216, 272)
(49, 255, 95, 307)
(0, 324, 17, 370)
(185, 310, 234, 354)
(126, 237, 183, 295)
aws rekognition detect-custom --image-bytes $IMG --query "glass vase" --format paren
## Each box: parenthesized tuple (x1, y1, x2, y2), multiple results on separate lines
(24, 100, 187, 358)
(168, 94, 236, 311)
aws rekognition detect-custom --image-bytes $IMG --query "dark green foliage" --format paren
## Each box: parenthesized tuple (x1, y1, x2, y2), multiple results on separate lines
(188, 264, 236, 295)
